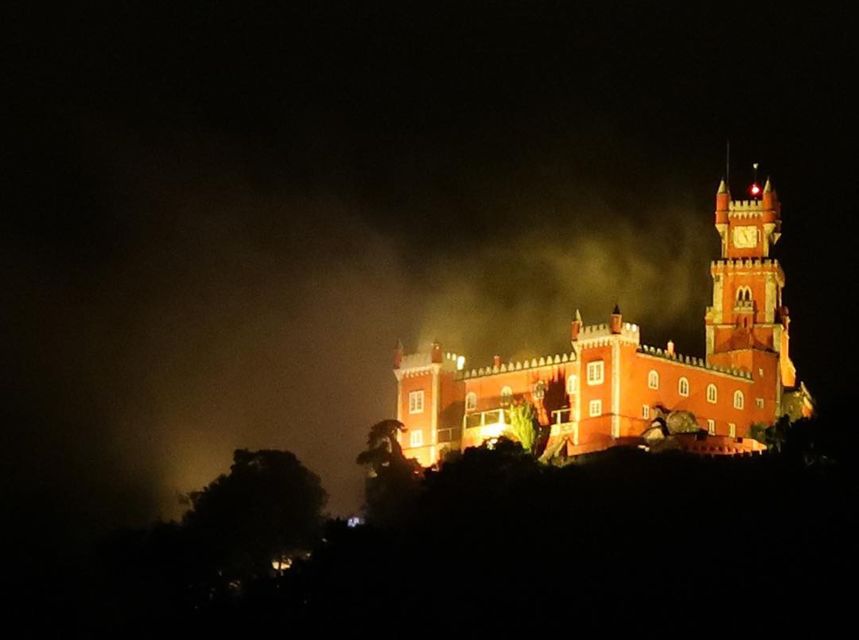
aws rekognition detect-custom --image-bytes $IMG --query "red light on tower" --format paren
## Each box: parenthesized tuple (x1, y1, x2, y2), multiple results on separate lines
(749, 162, 761, 199)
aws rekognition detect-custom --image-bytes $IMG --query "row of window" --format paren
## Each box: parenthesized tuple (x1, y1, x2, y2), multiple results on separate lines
(647, 369, 746, 408)
(643, 406, 736, 436)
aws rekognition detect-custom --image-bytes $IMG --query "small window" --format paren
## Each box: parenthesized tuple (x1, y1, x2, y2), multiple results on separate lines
(566, 374, 577, 395)
(589, 399, 602, 417)
(408, 390, 425, 414)
(642, 404, 650, 419)
(465, 392, 477, 412)
(409, 430, 423, 448)
(756, 397, 764, 409)
(706, 384, 717, 404)
(707, 419, 715, 435)
(647, 370, 659, 390)
(733, 390, 744, 410)
(500, 386, 513, 407)
(678, 377, 689, 397)
(586, 361, 604, 385)
(728, 423, 736, 438)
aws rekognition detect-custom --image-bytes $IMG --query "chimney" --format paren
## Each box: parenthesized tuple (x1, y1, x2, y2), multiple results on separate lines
(667, 340, 675, 357)
(610, 304, 622, 334)
(431, 340, 443, 363)
(493, 355, 502, 368)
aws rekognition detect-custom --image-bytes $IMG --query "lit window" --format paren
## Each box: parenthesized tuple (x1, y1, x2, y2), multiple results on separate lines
(465, 392, 477, 411)
(589, 399, 602, 417)
(647, 370, 659, 390)
(707, 384, 717, 404)
(642, 404, 650, 419)
(500, 386, 513, 407)
(736, 286, 752, 303)
(409, 430, 423, 448)
(408, 390, 424, 414)
(707, 419, 715, 435)
(733, 390, 744, 410)
(586, 361, 604, 385)
(728, 423, 736, 438)
(678, 377, 689, 397)
(566, 374, 577, 395)
(756, 397, 764, 409)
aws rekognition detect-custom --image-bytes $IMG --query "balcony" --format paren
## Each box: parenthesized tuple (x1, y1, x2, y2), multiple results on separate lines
(463, 408, 507, 440)
(550, 408, 579, 444)
(463, 407, 579, 446)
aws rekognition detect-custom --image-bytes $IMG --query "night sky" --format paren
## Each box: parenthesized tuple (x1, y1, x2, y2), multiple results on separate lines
(2, 2, 857, 540)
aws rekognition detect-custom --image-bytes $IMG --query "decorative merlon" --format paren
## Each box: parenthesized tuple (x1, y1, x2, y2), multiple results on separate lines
(458, 351, 576, 380)
(637, 344, 753, 380)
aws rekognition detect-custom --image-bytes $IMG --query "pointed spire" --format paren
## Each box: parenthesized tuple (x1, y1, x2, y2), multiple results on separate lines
(575, 308, 582, 322)
(612, 303, 621, 315)
(763, 177, 773, 193)
(717, 178, 728, 194)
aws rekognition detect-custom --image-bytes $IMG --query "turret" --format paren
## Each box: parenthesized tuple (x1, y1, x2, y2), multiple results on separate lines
(610, 304, 622, 334)
(570, 309, 583, 343)
(393, 339, 404, 369)
(761, 177, 780, 223)
(715, 178, 730, 224)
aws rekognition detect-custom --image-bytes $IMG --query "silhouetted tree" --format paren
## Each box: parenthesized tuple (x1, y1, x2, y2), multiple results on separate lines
(182, 449, 327, 582)
(356, 420, 421, 525)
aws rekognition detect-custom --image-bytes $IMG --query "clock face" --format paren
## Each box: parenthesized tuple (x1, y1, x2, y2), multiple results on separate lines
(733, 226, 758, 248)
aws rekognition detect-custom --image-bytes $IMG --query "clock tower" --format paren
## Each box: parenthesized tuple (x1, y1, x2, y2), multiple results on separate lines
(705, 177, 797, 409)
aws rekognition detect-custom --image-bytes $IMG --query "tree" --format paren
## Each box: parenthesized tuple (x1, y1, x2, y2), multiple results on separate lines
(505, 400, 539, 453)
(356, 420, 422, 525)
(182, 449, 327, 582)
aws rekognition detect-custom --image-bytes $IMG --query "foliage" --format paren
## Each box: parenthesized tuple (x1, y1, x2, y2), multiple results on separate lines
(356, 419, 422, 526)
(504, 400, 539, 453)
(182, 449, 327, 581)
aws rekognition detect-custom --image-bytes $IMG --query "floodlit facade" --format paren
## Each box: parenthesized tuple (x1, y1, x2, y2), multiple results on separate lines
(392, 179, 813, 466)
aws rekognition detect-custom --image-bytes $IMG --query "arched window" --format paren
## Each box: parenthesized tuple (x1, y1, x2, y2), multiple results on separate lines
(566, 374, 577, 395)
(465, 392, 477, 411)
(706, 383, 717, 404)
(736, 286, 752, 303)
(678, 377, 689, 397)
(733, 390, 744, 410)
(500, 386, 513, 407)
(647, 370, 659, 390)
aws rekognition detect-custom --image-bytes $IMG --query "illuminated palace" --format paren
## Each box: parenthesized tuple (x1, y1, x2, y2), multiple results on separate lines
(393, 178, 813, 466)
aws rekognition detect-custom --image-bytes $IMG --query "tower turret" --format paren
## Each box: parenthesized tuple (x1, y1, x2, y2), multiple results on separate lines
(570, 309, 583, 343)
(393, 339, 404, 369)
(716, 178, 730, 225)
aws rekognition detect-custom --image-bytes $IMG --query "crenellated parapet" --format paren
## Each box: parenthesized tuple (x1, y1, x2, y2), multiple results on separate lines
(638, 344, 753, 380)
(576, 321, 640, 346)
(458, 351, 576, 380)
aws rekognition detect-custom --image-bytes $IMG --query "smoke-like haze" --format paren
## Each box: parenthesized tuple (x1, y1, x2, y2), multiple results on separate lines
(2, 123, 720, 542)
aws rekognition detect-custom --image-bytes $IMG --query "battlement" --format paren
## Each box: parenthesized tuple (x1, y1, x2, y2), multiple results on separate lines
(728, 199, 764, 217)
(398, 349, 464, 373)
(711, 257, 782, 272)
(638, 344, 753, 380)
(577, 321, 641, 345)
(458, 351, 576, 380)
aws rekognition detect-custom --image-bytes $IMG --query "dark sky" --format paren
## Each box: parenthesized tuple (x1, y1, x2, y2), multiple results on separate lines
(2, 2, 858, 539)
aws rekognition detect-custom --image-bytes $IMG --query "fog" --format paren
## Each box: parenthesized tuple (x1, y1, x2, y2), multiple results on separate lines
(2, 123, 720, 543)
